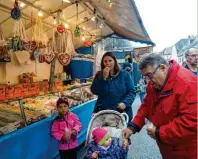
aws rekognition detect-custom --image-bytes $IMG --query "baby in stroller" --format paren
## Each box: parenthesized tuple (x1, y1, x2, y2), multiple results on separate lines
(84, 110, 129, 159)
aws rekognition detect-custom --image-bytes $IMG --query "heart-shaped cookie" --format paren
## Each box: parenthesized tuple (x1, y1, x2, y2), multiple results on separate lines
(58, 53, 71, 66)
(23, 41, 37, 51)
(44, 52, 55, 64)
(39, 54, 46, 63)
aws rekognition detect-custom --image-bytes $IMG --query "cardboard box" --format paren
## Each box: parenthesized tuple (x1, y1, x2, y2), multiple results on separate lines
(0, 85, 6, 101)
(6, 85, 15, 99)
(23, 83, 30, 97)
(14, 84, 23, 98)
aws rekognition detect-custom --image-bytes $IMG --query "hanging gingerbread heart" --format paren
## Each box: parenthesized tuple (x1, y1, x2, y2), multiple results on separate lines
(11, 0, 21, 20)
(44, 52, 55, 64)
(58, 53, 71, 66)
(57, 25, 65, 33)
(39, 54, 46, 63)
(23, 41, 37, 52)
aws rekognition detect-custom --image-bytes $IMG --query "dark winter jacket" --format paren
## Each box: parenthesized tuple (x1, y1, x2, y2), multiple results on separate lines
(91, 70, 136, 124)
(85, 138, 128, 159)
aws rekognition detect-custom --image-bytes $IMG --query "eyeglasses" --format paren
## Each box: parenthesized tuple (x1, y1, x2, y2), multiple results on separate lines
(142, 65, 160, 80)
(186, 54, 198, 58)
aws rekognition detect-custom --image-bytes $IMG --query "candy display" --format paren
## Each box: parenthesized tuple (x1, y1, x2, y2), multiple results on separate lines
(73, 53, 94, 60)
(0, 84, 96, 136)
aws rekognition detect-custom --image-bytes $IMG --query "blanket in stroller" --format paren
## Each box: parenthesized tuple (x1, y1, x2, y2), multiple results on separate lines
(85, 137, 128, 159)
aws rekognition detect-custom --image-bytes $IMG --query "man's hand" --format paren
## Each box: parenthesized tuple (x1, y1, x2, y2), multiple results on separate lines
(117, 103, 126, 110)
(146, 126, 156, 139)
(92, 151, 99, 159)
(122, 128, 133, 139)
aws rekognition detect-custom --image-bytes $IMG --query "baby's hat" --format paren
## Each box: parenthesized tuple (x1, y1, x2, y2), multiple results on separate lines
(92, 127, 110, 146)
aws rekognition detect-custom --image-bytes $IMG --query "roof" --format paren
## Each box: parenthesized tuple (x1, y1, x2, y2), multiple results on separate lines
(175, 39, 189, 53)
(161, 46, 173, 55)
(0, 0, 154, 49)
(178, 35, 198, 55)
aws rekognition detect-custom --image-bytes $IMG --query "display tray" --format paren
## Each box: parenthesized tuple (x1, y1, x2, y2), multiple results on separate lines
(0, 99, 96, 159)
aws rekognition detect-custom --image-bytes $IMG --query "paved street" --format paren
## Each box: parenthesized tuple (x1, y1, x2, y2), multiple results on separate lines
(78, 95, 162, 159)
(128, 95, 162, 159)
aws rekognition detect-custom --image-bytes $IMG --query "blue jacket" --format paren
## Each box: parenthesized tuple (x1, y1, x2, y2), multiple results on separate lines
(85, 138, 128, 159)
(91, 70, 136, 123)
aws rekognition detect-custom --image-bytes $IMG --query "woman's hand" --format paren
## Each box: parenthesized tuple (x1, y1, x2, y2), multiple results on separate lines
(103, 67, 110, 79)
(92, 151, 99, 159)
(117, 103, 126, 110)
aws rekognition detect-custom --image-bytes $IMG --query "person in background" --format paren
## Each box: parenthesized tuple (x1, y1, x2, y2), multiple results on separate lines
(85, 127, 128, 159)
(123, 57, 133, 77)
(123, 53, 197, 159)
(135, 78, 147, 102)
(91, 52, 136, 125)
(51, 97, 82, 159)
(184, 47, 198, 76)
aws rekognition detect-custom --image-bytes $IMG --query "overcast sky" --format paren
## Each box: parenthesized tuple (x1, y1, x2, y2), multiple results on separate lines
(134, 0, 198, 52)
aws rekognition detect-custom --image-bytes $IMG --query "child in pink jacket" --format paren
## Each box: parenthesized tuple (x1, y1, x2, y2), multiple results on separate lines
(51, 97, 82, 159)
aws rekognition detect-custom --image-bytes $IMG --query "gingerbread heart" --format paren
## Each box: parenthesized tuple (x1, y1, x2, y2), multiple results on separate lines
(58, 53, 71, 66)
(44, 52, 55, 64)
(39, 54, 46, 63)
(23, 41, 37, 51)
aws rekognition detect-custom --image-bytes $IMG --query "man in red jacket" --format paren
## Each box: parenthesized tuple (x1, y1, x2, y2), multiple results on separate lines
(123, 53, 197, 159)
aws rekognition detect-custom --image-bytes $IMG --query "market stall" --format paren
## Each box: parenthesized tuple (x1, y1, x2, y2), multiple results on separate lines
(0, 0, 154, 159)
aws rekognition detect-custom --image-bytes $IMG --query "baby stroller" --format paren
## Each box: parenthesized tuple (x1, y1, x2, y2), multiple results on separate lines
(84, 110, 129, 158)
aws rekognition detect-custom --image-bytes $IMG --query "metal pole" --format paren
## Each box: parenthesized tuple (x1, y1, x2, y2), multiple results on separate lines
(18, 99, 27, 126)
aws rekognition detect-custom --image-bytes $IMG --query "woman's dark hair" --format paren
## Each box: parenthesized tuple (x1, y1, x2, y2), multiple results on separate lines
(100, 52, 121, 74)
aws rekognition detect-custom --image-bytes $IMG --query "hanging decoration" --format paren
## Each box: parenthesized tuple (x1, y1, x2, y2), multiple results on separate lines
(57, 24, 65, 33)
(0, 25, 10, 62)
(74, 25, 81, 37)
(66, 30, 76, 56)
(74, 1, 81, 37)
(57, 32, 71, 66)
(83, 39, 92, 47)
(32, 15, 49, 48)
(11, 0, 21, 20)
(10, 19, 27, 51)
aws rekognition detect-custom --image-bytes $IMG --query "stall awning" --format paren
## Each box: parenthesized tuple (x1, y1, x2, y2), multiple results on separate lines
(0, 0, 154, 48)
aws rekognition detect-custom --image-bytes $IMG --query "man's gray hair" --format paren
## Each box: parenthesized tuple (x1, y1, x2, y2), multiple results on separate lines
(138, 53, 169, 70)
(185, 48, 198, 57)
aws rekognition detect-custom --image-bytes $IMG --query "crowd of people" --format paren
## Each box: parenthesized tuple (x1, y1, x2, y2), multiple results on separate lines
(51, 49, 197, 159)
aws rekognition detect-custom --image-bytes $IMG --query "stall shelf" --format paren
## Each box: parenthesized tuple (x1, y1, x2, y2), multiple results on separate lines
(0, 99, 96, 159)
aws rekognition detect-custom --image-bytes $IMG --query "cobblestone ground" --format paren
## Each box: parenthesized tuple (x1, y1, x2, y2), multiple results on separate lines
(78, 95, 162, 159)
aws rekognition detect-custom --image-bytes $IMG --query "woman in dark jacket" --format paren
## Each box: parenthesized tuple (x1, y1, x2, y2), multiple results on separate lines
(91, 52, 136, 124)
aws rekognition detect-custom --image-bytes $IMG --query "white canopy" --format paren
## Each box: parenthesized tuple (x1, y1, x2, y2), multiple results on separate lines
(0, 0, 154, 49)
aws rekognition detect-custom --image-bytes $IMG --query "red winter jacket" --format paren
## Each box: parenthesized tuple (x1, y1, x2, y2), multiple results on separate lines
(132, 60, 197, 159)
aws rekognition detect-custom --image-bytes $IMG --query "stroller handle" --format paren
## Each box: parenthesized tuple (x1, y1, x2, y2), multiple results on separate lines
(121, 113, 129, 125)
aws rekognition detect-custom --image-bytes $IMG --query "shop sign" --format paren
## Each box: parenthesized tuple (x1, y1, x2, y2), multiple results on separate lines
(134, 46, 153, 61)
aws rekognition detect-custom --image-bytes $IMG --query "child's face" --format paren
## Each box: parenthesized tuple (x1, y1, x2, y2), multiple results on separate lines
(57, 103, 69, 116)
(102, 137, 112, 147)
